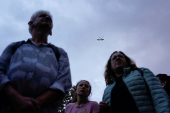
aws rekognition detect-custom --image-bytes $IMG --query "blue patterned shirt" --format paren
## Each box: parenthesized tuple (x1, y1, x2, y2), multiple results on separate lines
(0, 39, 72, 113)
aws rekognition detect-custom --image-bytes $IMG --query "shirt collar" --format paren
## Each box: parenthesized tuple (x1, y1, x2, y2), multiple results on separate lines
(123, 67, 131, 77)
(26, 38, 51, 46)
(110, 67, 131, 82)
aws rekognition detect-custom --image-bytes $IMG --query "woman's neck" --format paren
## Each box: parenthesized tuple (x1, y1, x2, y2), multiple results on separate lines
(76, 96, 88, 107)
(114, 68, 124, 77)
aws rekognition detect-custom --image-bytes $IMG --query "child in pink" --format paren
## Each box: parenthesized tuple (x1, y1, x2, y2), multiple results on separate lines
(65, 80, 98, 113)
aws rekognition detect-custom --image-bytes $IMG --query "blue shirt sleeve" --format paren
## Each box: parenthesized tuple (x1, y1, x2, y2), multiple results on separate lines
(49, 47, 72, 95)
(0, 42, 18, 91)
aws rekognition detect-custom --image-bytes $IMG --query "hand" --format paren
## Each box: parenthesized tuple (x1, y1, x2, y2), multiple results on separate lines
(35, 89, 64, 107)
(99, 101, 109, 113)
(12, 96, 40, 113)
(2, 84, 39, 113)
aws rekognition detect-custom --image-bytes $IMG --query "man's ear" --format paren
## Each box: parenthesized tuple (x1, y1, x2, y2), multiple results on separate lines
(28, 21, 33, 27)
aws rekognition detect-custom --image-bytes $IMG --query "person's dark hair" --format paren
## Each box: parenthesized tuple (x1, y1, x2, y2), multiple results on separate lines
(156, 74, 170, 82)
(29, 10, 53, 35)
(72, 80, 91, 103)
(104, 51, 138, 85)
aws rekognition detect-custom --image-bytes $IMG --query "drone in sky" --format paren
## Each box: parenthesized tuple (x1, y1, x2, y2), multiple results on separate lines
(97, 36, 104, 41)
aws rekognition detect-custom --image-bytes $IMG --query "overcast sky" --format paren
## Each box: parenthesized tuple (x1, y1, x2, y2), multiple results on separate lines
(0, 0, 170, 103)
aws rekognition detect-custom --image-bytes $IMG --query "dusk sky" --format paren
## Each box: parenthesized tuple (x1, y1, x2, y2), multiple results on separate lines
(0, 0, 170, 102)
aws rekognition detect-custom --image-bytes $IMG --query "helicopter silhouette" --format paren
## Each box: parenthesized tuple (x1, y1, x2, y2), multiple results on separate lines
(97, 36, 104, 41)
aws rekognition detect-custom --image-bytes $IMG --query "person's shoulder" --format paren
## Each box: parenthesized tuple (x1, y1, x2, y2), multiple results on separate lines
(7, 40, 25, 46)
(3, 40, 26, 52)
(65, 103, 75, 112)
(138, 67, 153, 74)
(139, 67, 150, 71)
(88, 101, 98, 105)
(87, 101, 99, 111)
(49, 44, 68, 54)
(89, 101, 98, 103)
(57, 47, 67, 54)
(139, 67, 155, 74)
(65, 103, 74, 109)
(66, 103, 75, 107)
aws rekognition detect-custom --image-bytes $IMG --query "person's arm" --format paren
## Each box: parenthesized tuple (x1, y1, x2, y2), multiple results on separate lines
(49, 47, 72, 93)
(99, 101, 109, 113)
(0, 42, 16, 92)
(35, 89, 64, 107)
(141, 68, 170, 113)
(0, 42, 39, 113)
(2, 84, 39, 113)
(36, 47, 72, 107)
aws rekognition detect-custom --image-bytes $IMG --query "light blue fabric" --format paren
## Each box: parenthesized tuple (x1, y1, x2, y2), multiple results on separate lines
(0, 39, 72, 113)
(102, 67, 170, 113)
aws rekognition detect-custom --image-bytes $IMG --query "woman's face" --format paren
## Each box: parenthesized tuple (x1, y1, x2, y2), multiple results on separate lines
(111, 52, 128, 71)
(76, 81, 91, 97)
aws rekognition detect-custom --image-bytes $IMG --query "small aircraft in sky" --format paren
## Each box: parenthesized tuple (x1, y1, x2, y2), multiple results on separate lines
(97, 36, 104, 41)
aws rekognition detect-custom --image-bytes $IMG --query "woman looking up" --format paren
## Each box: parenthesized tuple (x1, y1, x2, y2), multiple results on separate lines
(99, 51, 170, 113)
(65, 80, 98, 113)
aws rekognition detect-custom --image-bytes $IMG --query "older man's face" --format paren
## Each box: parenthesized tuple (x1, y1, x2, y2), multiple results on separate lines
(33, 13, 53, 31)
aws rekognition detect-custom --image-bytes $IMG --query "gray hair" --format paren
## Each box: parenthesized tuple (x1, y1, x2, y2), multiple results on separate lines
(29, 10, 53, 35)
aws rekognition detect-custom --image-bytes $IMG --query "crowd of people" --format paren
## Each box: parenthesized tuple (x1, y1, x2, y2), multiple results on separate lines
(0, 10, 169, 113)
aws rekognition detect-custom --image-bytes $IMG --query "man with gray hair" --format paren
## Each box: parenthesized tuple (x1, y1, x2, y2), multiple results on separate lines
(0, 10, 72, 113)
